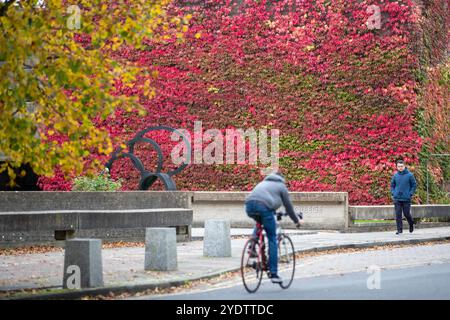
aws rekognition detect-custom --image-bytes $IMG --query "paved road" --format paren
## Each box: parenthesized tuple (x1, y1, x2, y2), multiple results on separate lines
(147, 263, 450, 300)
(135, 243, 450, 300)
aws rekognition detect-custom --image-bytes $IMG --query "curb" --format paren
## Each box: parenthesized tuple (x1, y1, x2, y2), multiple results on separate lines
(4, 235, 450, 300)
(3, 267, 240, 301)
(191, 230, 318, 241)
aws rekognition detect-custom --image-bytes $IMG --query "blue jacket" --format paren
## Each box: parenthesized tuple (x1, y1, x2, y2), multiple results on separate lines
(390, 168, 417, 201)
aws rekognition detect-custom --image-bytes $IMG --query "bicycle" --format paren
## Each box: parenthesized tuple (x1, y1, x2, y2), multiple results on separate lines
(240, 211, 302, 293)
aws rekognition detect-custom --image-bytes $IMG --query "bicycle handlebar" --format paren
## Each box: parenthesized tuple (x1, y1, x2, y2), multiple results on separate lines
(276, 211, 303, 221)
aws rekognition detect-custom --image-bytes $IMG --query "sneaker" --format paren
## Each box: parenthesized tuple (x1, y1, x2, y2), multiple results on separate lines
(409, 224, 414, 233)
(396, 231, 402, 235)
(270, 274, 283, 284)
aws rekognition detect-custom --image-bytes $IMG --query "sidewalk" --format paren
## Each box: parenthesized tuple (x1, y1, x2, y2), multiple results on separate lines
(1, 227, 450, 299)
(191, 228, 318, 239)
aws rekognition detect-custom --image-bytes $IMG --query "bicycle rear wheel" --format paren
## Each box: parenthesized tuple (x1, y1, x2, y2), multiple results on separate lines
(277, 234, 296, 289)
(241, 238, 263, 293)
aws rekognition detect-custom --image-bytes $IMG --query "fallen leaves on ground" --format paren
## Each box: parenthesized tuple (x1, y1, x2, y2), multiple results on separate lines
(0, 246, 63, 256)
(0, 241, 145, 256)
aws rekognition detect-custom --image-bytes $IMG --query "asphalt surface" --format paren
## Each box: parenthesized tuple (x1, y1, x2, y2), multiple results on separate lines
(147, 262, 450, 300)
(136, 243, 450, 300)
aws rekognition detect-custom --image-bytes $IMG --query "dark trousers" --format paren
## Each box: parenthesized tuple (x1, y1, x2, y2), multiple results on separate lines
(394, 200, 414, 232)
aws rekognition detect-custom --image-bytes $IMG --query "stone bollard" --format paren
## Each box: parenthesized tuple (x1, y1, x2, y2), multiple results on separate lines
(203, 219, 231, 257)
(145, 228, 177, 271)
(63, 239, 103, 289)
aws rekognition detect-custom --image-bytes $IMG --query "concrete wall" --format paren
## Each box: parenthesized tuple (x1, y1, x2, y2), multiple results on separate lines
(0, 191, 191, 211)
(190, 191, 349, 230)
(0, 191, 192, 246)
(0, 190, 353, 248)
(349, 205, 450, 220)
(0, 209, 193, 233)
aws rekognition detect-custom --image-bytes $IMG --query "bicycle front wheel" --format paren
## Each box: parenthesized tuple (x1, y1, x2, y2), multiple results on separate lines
(241, 238, 263, 293)
(277, 234, 296, 289)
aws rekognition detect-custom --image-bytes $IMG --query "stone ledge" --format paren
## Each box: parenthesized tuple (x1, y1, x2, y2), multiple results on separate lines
(350, 205, 450, 220)
(0, 208, 192, 233)
(192, 191, 347, 203)
(0, 191, 191, 212)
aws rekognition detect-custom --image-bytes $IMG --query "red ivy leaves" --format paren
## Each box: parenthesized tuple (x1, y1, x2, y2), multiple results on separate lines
(39, 0, 446, 205)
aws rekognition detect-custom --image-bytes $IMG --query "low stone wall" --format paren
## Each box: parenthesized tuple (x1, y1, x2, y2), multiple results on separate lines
(0, 191, 191, 211)
(190, 191, 349, 230)
(348, 204, 450, 232)
(0, 191, 192, 247)
(0, 208, 192, 247)
(2, 190, 388, 248)
(349, 204, 450, 220)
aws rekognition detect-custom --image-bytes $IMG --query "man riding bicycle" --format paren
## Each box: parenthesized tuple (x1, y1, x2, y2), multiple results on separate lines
(245, 171, 302, 284)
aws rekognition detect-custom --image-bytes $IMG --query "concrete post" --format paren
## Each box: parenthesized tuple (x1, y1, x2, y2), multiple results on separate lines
(63, 239, 103, 289)
(145, 228, 177, 271)
(203, 219, 231, 257)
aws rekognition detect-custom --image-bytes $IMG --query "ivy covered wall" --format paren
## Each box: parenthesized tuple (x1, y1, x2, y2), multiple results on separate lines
(38, 0, 449, 205)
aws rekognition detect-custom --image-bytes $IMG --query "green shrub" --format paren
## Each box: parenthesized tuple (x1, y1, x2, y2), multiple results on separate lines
(72, 168, 122, 191)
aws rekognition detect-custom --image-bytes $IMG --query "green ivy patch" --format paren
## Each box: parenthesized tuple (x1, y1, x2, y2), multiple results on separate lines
(280, 135, 329, 152)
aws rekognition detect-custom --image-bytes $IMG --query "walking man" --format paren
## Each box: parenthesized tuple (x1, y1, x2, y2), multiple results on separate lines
(390, 159, 417, 234)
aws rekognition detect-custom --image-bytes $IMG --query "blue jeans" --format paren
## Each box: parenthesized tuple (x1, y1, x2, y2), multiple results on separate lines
(245, 200, 278, 275)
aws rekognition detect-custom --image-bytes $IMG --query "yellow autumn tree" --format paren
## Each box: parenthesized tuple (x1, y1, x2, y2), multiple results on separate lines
(0, 0, 191, 186)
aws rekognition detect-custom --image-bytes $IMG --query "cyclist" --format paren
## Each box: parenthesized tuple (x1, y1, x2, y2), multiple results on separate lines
(245, 171, 303, 283)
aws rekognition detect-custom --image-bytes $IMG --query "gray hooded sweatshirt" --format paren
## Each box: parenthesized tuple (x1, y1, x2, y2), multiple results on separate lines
(245, 173, 299, 224)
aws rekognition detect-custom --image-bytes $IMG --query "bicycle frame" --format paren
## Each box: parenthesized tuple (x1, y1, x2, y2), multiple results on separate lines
(242, 211, 297, 292)
(254, 217, 286, 274)
(254, 222, 267, 272)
